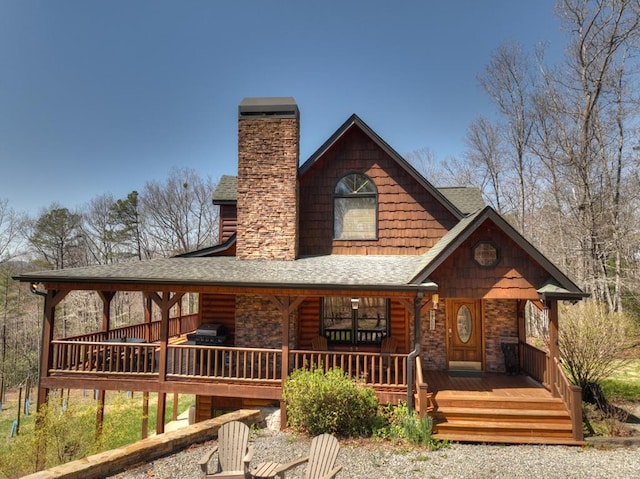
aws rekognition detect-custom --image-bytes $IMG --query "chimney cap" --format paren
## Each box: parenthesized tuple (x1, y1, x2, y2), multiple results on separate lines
(239, 97, 299, 119)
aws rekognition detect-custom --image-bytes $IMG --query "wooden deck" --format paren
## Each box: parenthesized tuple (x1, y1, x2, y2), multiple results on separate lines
(426, 371, 583, 445)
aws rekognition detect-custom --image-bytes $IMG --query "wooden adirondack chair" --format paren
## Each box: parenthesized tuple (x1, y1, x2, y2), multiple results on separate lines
(198, 420, 254, 479)
(275, 433, 342, 479)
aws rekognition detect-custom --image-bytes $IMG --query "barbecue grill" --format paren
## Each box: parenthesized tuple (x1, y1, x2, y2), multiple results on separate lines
(187, 323, 227, 345)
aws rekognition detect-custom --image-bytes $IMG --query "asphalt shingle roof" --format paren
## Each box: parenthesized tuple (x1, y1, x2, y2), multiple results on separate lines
(17, 255, 435, 291)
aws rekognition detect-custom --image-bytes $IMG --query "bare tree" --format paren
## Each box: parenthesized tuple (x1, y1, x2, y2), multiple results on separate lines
(476, 42, 539, 234)
(533, 0, 640, 310)
(463, 117, 506, 212)
(0, 198, 24, 263)
(140, 168, 218, 257)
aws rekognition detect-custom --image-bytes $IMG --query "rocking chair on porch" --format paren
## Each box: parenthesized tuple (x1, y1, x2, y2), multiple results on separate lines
(198, 420, 254, 479)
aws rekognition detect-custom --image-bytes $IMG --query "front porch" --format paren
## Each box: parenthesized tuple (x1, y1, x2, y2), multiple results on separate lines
(41, 317, 583, 445)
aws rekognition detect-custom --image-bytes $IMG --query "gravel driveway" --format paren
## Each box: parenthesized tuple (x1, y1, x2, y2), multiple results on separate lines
(108, 427, 640, 479)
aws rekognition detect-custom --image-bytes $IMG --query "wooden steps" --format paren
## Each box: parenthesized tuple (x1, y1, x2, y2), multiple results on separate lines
(431, 393, 579, 445)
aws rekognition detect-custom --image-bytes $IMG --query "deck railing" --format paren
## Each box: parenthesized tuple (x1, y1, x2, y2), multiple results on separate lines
(289, 349, 407, 387)
(520, 342, 550, 387)
(414, 356, 433, 414)
(50, 340, 158, 375)
(521, 341, 583, 442)
(553, 357, 583, 442)
(63, 313, 199, 343)
(166, 344, 282, 383)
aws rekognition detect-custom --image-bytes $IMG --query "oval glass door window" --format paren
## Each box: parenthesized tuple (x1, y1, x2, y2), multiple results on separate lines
(456, 305, 472, 343)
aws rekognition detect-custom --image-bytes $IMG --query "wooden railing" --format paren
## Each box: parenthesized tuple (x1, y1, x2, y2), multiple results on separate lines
(520, 342, 550, 387)
(289, 349, 407, 387)
(521, 341, 583, 442)
(553, 357, 583, 442)
(63, 313, 199, 343)
(414, 356, 433, 414)
(50, 340, 158, 375)
(166, 344, 282, 383)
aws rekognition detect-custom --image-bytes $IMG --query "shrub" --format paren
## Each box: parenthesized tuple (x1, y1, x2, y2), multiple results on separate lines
(283, 367, 379, 436)
(559, 301, 636, 395)
(374, 402, 438, 448)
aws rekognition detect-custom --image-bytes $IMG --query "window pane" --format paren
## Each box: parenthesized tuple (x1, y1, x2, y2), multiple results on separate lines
(335, 174, 376, 195)
(334, 197, 376, 239)
(356, 297, 387, 344)
(323, 297, 351, 343)
(322, 297, 388, 345)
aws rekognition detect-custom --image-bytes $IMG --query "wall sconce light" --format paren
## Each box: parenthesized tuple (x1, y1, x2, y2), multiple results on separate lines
(432, 293, 439, 310)
(350, 298, 360, 310)
(30, 282, 47, 297)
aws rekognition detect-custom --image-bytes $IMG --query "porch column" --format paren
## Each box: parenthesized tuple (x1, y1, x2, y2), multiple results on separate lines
(268, 295, 305, 430)
(97, 291, 115, 337)
(36, 289, 68, 410)
(144, 293, 153, 342)
(151, 291, 184, 434)
(547, 299, 559, 398)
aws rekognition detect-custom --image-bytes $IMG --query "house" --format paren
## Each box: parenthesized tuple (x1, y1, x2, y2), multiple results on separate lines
(15, 97, 587, 444)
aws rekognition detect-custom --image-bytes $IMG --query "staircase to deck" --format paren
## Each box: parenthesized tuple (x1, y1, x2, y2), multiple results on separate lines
(428, 373, 583, 445)
(432, 393, 581, 444)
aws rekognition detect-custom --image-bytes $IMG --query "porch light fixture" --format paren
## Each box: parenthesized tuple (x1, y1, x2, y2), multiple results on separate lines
(350, 298, 359, 310)
(431, 294, 439, 310)
(30, 282, 47, 297)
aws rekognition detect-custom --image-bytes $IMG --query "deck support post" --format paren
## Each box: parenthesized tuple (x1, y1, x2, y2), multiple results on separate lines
(156, 392, 166, 435)
(142, 392, 149, 439)
(95, 389, 106, 439)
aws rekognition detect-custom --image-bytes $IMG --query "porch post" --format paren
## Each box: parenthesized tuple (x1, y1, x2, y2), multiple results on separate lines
(98, 291, 115, 337)
(407, 292, 423, 413)
(155, 292, 170, 434)
(547, 299, 559, 398)
(152, 291, 184, 434)
(36, 289, 67, 411)
(144, 293, 153, 342)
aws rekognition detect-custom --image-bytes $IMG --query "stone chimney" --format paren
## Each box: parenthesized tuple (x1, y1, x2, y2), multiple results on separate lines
(236, 97, 299, 260)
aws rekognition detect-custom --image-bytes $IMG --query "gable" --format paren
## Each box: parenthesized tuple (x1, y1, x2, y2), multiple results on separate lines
(412, 207, 586, 300)
(298, 120, 461, 256)
(429, 222, 552, 299)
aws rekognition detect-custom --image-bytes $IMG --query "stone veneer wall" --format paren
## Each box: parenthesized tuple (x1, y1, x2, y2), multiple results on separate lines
(236, 115, 299, 260)
(234, 295, 297, 349)
(483, 299, 518, 372)
(422, 307, 447, 370)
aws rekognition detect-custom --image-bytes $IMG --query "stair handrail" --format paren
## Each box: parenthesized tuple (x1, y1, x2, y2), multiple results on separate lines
(553, 357, 583, 442)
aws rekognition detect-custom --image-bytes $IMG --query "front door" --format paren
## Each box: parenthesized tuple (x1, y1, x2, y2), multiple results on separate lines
(447, 299, 482, 371)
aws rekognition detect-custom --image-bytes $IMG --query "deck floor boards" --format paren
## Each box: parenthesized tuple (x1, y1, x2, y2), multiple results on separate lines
(426, 371, 552, 400)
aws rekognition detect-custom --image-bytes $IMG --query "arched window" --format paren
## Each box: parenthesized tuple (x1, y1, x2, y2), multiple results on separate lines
(333, 173, 377, 240)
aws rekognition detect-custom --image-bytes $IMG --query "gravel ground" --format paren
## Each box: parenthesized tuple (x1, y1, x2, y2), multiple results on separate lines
(109, 410, 640, 479)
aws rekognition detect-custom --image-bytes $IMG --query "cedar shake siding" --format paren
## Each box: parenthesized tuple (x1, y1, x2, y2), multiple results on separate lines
(236, 98, 300, 260)
(299, 126, 459, 256)
(430, 220, 551, 300)
(219, 204, 237, 244)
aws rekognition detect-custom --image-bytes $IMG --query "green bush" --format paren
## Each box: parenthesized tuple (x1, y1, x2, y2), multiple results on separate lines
(283, 367, 380, 436)
(374, 402, 441, 449)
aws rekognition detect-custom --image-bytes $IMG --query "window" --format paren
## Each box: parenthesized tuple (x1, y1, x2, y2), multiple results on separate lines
(321, 297, 389, 345)
(473, 241, 499, 267)
(334, 173, 377, 240)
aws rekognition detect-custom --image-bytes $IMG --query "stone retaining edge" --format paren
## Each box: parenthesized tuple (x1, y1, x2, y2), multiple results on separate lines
(21, 409, 262, 479)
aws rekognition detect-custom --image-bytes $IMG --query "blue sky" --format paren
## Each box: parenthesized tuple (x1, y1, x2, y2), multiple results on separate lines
(0, 1, 566, 216)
